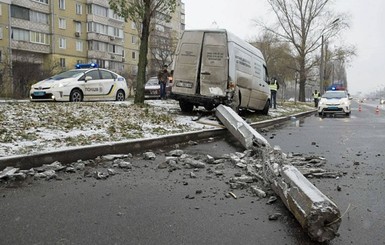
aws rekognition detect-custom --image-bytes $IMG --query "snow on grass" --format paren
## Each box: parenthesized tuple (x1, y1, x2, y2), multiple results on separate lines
(0, 99, 314, 157)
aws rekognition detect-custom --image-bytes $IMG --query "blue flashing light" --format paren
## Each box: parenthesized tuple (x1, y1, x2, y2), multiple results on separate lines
(75, 63, 98, 69)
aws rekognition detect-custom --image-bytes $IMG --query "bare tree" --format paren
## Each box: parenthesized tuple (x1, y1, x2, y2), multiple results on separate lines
(109, 0, 176, 104)
(256, 0, 350, 101)
(149, 28, 178, 75)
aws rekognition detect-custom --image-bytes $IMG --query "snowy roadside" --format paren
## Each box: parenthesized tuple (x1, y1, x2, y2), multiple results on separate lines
(0, 99, 314, 157)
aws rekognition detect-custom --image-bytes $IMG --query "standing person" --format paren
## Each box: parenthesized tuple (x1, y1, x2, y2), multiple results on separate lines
(312, 90, 321, 107)
(269, 77, 279, 109)
(157, 65, 170, 99)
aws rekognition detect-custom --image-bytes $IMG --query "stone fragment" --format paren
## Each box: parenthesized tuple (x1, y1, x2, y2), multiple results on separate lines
(250, 186, 266, 198)
(143, 152, 156, 160)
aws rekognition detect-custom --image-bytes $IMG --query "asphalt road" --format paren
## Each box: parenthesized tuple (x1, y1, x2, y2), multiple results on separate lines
(1, 100, 384, 245)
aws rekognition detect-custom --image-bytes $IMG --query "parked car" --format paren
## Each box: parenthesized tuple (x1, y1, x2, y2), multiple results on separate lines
(144, 76, 172, 99)
(317, 90, 352, 117)
(30, 63, 128, 102)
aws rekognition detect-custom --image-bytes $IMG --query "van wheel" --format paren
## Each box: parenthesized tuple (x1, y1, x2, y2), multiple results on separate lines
(261, 100, 269, 115)
(179, 101, 193, 112)
(204, 104, 215, 111)
(230, 88, 240, 113)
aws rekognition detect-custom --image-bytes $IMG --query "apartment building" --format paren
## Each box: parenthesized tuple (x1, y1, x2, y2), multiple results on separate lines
(0, 0, 184, 98)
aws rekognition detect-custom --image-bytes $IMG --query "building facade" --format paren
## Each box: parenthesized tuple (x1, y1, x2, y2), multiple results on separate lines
(0, 0, 184, 98)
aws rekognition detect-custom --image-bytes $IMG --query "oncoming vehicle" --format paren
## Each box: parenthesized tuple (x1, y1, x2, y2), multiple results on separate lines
(30, 63, 128, 102)
(170, 29, 270, 114)
(144, 76, 172, 99)
(318, 89, 352, 117)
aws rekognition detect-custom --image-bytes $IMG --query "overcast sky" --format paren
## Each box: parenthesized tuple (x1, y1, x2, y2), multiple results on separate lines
(183, 0, 385, 95)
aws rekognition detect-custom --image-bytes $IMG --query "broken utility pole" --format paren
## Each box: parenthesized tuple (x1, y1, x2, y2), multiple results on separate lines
(215, 105, 341, 242)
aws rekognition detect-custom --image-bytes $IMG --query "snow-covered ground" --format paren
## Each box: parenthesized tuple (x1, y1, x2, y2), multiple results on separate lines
(0, 99, 313, 157)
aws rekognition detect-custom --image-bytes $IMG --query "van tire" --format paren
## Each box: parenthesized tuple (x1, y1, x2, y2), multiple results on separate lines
(179, 101, 194, 112)
(261, 100, 269, 115)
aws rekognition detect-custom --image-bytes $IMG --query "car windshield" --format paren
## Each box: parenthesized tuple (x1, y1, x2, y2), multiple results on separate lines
(146, 78, 159, 86)
(322, 91, 347, 99)
(49, 69, 87, 80)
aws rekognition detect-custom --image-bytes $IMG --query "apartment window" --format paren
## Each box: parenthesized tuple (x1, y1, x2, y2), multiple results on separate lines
(59, 38, 66, 49)
(30, 11, 48, 24)
(76, 41, 83, 51)
(34, 0, 49, 3)
(90, 5, 107, 17)
(12, 29, 29, 41)
(58, 18, 66, 29)
(0, 27, 2, 39)
(0, 3, 2, 16)
(75, 21, 81, 33)
(131, 35, 136, 44)
(88, 22, 107, 35)
(59, 58, 66, 68)
(131, 22, 136, 29)
(132, 51, 136, 59)
(30, 31, 49, 44)
(59, 0, 65, 10)
(76, 3, 82, 15)
(11, 5, 30, 20)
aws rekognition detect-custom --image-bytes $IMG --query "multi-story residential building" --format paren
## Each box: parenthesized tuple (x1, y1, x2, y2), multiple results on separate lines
(0, 0, 184, 98)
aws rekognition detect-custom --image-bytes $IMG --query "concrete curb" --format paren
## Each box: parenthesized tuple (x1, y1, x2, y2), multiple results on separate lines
(0, 109, 316, 170)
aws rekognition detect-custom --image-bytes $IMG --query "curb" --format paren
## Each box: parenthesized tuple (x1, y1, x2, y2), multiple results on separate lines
(0, 110, 316, 170)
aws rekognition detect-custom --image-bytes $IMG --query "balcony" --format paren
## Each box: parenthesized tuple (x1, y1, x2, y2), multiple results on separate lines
(11, 40, 50, 54)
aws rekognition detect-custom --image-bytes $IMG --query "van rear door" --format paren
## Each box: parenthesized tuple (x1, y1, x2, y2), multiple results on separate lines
(172, 31, 204, 95)
(200, 32, 228, 97)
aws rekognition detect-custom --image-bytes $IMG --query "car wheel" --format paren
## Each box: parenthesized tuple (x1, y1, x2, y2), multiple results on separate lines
(116, 90, 125, 101)
(261, 100, 270, 115)
(346, 112, 351, 117)
(179, 100, 194, 112)
(70, 89, 83, 102)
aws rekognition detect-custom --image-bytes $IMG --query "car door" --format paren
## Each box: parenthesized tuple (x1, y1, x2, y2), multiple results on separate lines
(82, 70, 102, 99)
(99, 69, 116, 100)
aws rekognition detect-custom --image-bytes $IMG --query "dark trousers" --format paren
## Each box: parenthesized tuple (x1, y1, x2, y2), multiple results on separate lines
(270, 90, 277, 109)
(314, 98, 319, 108)
(160, 82, 167, 99)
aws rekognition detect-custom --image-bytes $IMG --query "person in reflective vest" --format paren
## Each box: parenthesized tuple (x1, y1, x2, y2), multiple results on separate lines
(312, 90, 321, 107)
(269, 78, 279, 109)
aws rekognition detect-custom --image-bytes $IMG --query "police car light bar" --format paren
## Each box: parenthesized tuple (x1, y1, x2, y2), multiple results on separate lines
(75, 63, 98, 69)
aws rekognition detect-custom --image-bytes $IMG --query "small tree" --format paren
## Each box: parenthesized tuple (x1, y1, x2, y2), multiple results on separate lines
(109, 0, 176, 104)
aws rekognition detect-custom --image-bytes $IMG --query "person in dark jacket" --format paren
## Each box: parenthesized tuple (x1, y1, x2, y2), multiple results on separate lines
(157, 65, 170, 99)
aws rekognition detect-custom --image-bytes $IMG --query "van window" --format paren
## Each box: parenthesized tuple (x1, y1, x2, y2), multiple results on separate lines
(178, 43, 200, 65)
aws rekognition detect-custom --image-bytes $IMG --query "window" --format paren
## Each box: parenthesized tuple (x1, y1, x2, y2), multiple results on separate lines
(85, 70, 100, 80)
(59, 0, 65, 10)
(76, 41, 83, 51)
(0, 27, 2, 39)
(131, 22, 136, 29)
(75, 22, 81, 33)
(0, 3, 2, 16)
(132, 51, 136, 59)
(34, 0, 49, 3)
(59, 38, 66, 49)
(12, 29, 29, 41)
(30, 31, 50, 44)
(100, 70, 115, 79)
(131, 35, 136, 44)
(58, 18, 66, 29)
(87, 22, 107, 35)
(11, 5, 29, 20)
(59, 58, 66, 68)
(30, 11, 48, 24)
(90, 4, 107, 17)
(75, 3, 82, 15)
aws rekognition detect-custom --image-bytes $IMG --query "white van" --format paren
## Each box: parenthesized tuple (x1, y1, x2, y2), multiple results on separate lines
(170, 29, 270, 114)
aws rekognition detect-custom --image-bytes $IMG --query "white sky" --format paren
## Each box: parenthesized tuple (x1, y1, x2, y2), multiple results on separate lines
(183, 0, 385, 95)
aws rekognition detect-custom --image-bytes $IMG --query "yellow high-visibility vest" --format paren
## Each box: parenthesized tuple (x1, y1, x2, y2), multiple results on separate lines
(269, 81, 278, 91)
(313, 92, 320, 99)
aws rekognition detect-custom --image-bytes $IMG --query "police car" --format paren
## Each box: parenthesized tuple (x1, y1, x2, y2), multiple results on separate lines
(317, 87, 352, 117)
(30, 63, 129, 102)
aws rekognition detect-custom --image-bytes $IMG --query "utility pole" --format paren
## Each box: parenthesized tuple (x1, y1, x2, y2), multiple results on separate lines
(319, 35, 324, 94)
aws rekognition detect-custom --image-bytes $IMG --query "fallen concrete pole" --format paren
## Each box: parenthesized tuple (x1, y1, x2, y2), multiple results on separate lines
(215, 105, 341, 242)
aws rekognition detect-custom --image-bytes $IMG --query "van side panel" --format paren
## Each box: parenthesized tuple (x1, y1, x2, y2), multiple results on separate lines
(172, 31, 204, 95)
(199, 32, 228, 97)
(248, 56, 269, 109)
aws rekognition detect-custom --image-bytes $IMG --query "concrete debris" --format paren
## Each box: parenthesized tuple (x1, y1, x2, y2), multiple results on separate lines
(266, 196, 277, 205)
(113, 159, 132, 169)
(268, 213, 282, 220)
(35, 161, 65, 172)
(250, 186, 267, 198)
(101, 154, 131, 161)
(143, 152, 156, 160)
(93, 171, 109, 180)
(166, 149, 184, 157)
(216, 104, 341, 242)
(183, 158, 206, 169)
(34, 170, 57, 180)
(0, 167, 19, 179)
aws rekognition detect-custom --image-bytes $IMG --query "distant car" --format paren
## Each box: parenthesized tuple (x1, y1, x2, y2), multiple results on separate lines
(144, 76, 172, 99)
(380, 98, 385, 104)
(30, 63, 128, 102)
(318, 90, 352, 117)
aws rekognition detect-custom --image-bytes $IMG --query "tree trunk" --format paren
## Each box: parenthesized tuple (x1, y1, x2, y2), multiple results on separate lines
(134, 1, 151, 104)
(298, 57, 306, 102)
